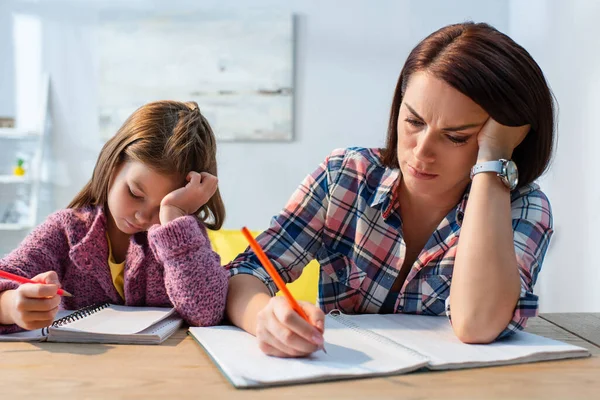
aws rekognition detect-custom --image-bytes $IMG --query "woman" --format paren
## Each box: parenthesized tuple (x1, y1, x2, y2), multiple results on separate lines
(226, 22, 555, 357)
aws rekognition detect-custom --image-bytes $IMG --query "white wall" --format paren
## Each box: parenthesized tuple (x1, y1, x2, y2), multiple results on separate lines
(509, 0, 600, 312)
(220, 0, 508, 230)
(0, 1, 15, 118)
(9, 0, 507, 227)
(13, 13, 42, 132)
(0, 9, 46, 254)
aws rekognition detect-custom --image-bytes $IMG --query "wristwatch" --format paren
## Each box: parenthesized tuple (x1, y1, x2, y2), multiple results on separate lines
(470, 159, 518, 190)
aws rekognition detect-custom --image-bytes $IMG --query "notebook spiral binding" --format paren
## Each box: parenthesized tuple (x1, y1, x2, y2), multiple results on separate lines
(328, 309, 429, 362)
(42, 302, 110, 336)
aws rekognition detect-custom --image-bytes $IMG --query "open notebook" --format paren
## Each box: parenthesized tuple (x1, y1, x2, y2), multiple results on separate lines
(0, 303, 182, 344)
(189, 312, 590, 388)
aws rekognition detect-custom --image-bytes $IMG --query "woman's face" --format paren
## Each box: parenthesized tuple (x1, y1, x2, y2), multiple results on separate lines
(396, 71, 489, 200)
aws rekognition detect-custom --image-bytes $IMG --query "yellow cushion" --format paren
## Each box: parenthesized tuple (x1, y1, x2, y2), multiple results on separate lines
(207, 229, 319, 304)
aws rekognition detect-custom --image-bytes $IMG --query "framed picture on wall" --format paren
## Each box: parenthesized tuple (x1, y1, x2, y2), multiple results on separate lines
(97, 12, 294, 142)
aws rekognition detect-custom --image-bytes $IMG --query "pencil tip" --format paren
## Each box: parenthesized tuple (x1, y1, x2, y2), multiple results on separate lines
(61, 290, 74, 297)
(322, 345, 328, 354)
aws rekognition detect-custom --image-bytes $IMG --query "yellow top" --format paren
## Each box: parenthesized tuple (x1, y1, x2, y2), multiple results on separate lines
(106, 234, 125, 300)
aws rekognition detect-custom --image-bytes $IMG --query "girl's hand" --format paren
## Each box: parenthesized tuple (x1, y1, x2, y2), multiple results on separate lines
(255, 296, 326, 358)
(7, 271, 62, 330)
(159, 172, 218, 225)
(477, 118, 530, 162)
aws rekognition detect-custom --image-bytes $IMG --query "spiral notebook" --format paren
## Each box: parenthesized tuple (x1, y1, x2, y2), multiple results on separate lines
(189, 312, 590, 388)
(0, 303, 182, 344)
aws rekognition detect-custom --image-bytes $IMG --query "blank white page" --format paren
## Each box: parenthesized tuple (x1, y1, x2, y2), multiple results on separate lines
(345, 313, 589, 369)
(189, 316, 427, 388)
(54, 305, 175, 335)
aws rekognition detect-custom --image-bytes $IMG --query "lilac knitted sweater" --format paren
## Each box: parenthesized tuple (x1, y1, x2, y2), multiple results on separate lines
(0, 206, 228, 334)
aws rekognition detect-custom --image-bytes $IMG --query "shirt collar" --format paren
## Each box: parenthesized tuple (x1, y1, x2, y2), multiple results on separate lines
(370, 167, 400, 211)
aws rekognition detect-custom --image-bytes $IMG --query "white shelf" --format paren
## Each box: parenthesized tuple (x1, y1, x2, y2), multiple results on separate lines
(0, 175, 30, 184)
(0, 73, 49, 232)
(0, 128, 42, 139)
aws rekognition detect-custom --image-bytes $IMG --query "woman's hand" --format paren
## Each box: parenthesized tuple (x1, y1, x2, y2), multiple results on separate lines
(256, 296, 326, 358)
(3, 271, 62, 330)
(159, 172, 218, 225)
(477, 118, 530, 162)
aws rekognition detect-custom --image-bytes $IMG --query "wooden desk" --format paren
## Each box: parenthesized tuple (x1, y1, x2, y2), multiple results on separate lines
(1, 314, 598, 399)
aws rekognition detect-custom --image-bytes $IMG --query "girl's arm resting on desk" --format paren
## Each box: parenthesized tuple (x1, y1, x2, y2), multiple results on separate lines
(148, 215, 229, 327)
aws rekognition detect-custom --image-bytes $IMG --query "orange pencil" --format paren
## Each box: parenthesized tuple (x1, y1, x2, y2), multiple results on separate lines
(0, 270, 73, 297)
(241, 227, 326, 353)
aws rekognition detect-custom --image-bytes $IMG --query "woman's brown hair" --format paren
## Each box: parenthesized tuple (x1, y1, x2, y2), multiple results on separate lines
(68, 100, 225, 230)
(381, 22, 556, 188)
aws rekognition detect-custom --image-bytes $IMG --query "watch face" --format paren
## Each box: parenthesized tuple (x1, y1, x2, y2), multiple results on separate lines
(505, 160, 519, 189)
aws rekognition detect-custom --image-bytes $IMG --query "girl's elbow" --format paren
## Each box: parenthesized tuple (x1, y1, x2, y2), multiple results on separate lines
(182, 303, 226, 327)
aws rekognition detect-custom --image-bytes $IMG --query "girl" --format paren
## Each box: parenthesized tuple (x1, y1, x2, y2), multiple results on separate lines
(0, 100, 228, 333)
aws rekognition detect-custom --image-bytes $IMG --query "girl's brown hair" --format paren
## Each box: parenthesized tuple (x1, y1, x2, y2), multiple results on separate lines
(381, 22, 556, 188)
(68, 100, 225, 230)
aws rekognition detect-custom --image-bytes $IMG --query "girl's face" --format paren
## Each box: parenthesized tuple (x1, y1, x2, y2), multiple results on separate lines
(107, 160, 181, 234)
(396, 71, 489, 200)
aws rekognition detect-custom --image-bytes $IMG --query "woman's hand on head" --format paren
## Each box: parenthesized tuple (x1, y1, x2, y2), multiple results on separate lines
(159, 172, 218, 225)
(477, 118, 531, 162)
(6, 271, 62, 330)
(255, 296, 326, 358)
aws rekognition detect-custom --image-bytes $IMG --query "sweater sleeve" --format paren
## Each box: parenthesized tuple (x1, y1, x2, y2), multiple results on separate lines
(147, 216, 228, 327)
(0, 211, 70, 334)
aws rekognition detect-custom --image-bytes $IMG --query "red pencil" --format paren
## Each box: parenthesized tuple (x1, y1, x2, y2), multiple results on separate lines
(241, 227, 326, 353)
(0, 270, 73, 297)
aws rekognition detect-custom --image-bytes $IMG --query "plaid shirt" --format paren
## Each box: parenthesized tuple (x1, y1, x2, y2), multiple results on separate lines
(228, 147, 554, 339)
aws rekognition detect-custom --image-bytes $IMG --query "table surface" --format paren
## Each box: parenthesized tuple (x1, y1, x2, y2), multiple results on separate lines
(1, 313, 598, 399)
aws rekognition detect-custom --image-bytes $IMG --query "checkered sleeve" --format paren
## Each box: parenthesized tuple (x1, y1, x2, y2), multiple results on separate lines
(445, 187, 554, 339)
(226, 149, 346, 294)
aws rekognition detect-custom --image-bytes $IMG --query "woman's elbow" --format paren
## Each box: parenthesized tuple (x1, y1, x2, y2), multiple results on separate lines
(451, 319, 503, 344)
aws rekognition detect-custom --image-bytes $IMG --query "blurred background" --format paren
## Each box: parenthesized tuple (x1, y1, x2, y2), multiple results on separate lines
(0, 0, 598, 313)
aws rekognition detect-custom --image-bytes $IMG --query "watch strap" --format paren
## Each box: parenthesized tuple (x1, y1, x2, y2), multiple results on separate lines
(470, 160, 504, 179)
